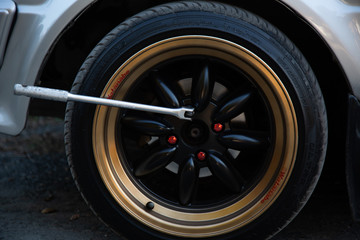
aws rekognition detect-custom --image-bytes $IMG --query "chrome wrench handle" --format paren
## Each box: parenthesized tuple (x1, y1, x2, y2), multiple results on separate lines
(14, 84, 194, 120)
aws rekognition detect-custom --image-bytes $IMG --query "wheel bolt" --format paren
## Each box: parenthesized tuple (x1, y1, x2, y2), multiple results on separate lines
(168, 136, 178, 145)
(197, 151, 206, 161)
(213, 123, 224, 132)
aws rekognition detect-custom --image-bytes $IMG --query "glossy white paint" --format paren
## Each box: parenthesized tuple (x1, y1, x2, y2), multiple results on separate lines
(0, 0, 16, 67)
(0, 0, 96, 135)
(282, 0, 360, 95)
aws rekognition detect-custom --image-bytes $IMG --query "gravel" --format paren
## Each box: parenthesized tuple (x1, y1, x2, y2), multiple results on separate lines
(1, 117, 360, 240)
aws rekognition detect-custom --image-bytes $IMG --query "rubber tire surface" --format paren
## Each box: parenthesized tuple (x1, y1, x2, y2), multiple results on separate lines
(65, 1, 328, 239)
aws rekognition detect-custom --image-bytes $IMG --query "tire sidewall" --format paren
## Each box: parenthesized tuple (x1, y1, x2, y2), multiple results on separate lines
(67, 4, 327, 240)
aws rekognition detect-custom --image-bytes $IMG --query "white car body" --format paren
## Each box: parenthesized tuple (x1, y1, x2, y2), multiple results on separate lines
(0, 0, 359, 135)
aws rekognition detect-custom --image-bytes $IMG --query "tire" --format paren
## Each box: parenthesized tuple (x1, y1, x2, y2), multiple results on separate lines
(65, 2, 327, 240)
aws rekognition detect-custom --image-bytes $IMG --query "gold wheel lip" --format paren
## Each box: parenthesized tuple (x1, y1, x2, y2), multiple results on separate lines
(92, 35, 298, 238)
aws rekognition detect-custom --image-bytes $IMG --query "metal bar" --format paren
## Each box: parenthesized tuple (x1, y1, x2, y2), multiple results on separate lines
(14, 84, 194, 120)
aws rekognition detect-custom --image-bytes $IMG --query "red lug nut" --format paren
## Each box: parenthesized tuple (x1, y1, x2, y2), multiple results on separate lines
(167, 136, 178, 145)
(197, 151, 206, 161)
(213, 123, 224, 132)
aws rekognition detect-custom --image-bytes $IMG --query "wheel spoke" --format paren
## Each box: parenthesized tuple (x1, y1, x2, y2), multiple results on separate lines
(122, 115, 173, 135)
(192, 65, 214, 111)
(153, 72, 181, 108)
(116, 48, 276, 210)
(213, 92, 252, 122)
(208, 153, 243, 192)
(134, 147, 177, 177)
(218, 130, 269, 150)
(179, 156, 198, 205)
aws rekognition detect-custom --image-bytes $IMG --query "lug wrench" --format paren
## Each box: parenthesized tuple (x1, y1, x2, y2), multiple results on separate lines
(14, 84, 194, 120)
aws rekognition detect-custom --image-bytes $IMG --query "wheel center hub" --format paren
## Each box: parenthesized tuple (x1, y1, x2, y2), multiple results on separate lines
(190, 127, 201, 138)
(182, 120, 209, 145)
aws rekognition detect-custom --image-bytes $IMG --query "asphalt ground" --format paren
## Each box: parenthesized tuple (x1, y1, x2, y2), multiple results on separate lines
(1, 117, 359, 240)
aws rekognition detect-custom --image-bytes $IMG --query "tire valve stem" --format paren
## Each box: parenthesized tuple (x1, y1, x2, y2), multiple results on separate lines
(146, 202, 155, 210)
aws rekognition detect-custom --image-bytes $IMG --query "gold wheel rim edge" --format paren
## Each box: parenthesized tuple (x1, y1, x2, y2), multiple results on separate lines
(92, 35, 298, 238)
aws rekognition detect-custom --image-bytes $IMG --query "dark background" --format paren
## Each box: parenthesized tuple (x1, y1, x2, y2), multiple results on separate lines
(0, 117, 359, 240)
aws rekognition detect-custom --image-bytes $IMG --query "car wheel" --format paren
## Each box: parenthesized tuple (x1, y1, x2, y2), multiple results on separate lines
(65, 1, 327, 239)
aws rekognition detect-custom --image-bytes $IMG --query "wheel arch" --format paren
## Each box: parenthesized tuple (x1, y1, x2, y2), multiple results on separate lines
(37, 0, 351, 116)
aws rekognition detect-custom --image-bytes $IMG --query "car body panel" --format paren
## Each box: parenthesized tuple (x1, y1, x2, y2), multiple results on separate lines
(0, 0, 96, 135)
(282, 0, 360, 96)
(0, 0, 16, 67)
(0, 0, 359, 135)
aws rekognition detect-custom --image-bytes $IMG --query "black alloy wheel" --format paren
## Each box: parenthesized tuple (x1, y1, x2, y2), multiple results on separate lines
(120, 55, 272, 208)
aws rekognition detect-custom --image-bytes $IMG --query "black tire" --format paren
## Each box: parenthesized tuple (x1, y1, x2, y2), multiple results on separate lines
(65, 2, 327, 240)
